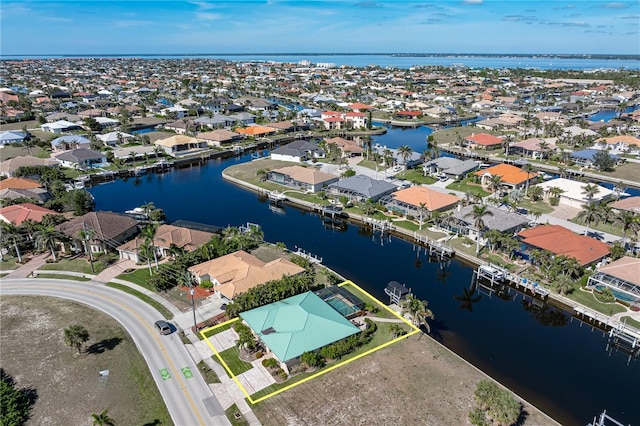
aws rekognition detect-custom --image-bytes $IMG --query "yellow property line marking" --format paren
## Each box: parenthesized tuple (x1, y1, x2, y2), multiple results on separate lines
(199, 280, 420, 404)
(43, 284, 207, 425)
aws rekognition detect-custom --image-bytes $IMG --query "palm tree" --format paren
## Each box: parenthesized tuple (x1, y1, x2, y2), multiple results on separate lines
(138, 241, 154, 274)
(91, 408, 115, 426)
(417, 202, 428, 230)
(140, 224, 161, 270)
(614, 210, 640, 248)
(487, 174, 502, 193)
(527, 185, 544, 201)
(397, 145, 413, 168)
(581, 183, 599, 205)
(521, 163, 535, 196)
(400, 294, 434, 327)
(576, 202, 603, 236)
(464, 205, 494, 254)
(63, 324, 90, 354)
(484, 229, 503, 252)
(1, 222, 23, 263)
(78, 227, 96, 273)
(35, 225, 65, 261)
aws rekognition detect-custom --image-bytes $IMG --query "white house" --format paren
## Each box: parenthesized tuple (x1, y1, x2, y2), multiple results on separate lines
(535, 178, 614, 208)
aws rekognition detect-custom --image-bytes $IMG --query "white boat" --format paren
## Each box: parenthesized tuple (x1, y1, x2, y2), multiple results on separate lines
(124, 207, 149, 219)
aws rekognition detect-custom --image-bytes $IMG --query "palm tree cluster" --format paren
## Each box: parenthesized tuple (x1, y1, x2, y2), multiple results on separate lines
(529, 250, 583, 295)
(483, 229, 520, 261)
(234, 322, 259, 353)
(0, 218, 69, 263)
(400, 294, 434, 328)
(146, 225, 264, 292)
(576, 202, 640, 246)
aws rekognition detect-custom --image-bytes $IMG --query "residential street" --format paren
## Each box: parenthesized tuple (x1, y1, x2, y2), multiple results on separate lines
(1, 278, 230, 426)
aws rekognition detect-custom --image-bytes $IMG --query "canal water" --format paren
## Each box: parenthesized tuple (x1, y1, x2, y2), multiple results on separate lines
(89, 147, 639, 426)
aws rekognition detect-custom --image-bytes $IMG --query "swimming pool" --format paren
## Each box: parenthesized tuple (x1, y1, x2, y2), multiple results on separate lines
(594, 285, 637, 303)
(326, 297, 359, 317)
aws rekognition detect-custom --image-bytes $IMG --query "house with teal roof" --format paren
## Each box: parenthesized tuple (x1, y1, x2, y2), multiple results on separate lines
(239, 291, 361, 373)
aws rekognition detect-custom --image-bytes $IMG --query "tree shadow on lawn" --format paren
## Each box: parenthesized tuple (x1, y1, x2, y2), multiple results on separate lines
(86, 337, 123, 354)
(142, 420, 164, 426)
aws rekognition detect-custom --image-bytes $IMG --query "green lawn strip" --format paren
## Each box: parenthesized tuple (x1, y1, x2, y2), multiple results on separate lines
(129, 355, 173, 425)
(106, 282, 174, 320)
(567, 218, 624, 237)
(446, 180, 490, 197)
(249, 322, 407, 400)
(392, 219, 420, 232)
(117, 268, 155, 291)
(396, 170, 436, 185)
(339, 283, 393, 319)
(39, 257, 109, 274)
(212, 347, 254, 377)
(35, 273, 90, 282)
(620, 316, 640, 329)
(517, 199, 554, 215)
(224, 403, 249, 426)
(202, 320, 236, 339)
(197, 360, 221, 384)
(0, 257, 19, 270)
(566, 288, 627, 316)
(0, 272, 8, 278)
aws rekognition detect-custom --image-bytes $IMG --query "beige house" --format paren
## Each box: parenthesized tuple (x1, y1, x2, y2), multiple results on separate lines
(154, 135, 208, 157)
(117, 224, 214, 262)
(188, 250, 305, 300)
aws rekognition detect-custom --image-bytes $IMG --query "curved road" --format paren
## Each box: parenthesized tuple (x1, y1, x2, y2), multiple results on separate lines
(1, 278, 229, 426)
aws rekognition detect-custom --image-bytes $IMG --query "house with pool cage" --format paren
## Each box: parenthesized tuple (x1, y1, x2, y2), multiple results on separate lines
(239, 288, 365, 373)
(587, 256, 640, 306)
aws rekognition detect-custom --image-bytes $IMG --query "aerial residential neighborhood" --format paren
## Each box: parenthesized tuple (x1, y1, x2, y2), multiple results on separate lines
(1, 55, 640, 426)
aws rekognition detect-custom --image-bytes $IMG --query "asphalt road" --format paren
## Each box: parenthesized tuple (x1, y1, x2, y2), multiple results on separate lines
(1, 278, 230, 426)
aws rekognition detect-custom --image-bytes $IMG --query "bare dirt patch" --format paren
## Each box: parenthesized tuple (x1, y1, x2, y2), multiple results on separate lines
(0, 296, 171, 426)
(252, 334, 556, 426)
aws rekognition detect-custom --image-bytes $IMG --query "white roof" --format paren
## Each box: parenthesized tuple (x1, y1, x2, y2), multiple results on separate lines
(96, 131, 134, 142)
(94, 117, 120, 124)
(536, 178, 613, 202)
(41, 120, 79, 130)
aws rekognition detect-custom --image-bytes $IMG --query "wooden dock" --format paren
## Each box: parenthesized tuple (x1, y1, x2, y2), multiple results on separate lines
(412, 232, 454, 260)
(293, 246, 323, 264)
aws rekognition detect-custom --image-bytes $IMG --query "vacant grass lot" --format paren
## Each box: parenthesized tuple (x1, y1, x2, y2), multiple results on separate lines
(600, 161, 640, 183)
(252, 334, 555, 426)
(0, 296, 172, 426)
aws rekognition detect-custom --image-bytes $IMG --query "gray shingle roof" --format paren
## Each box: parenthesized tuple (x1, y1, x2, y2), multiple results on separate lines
(328, 175, 397, 199)
(453, 205, 529, 232)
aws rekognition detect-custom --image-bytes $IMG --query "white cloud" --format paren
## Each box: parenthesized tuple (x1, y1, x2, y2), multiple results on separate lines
(462, 0, 483, 4)
(114, 20, 153, 28)
(196, 12, 221, 21)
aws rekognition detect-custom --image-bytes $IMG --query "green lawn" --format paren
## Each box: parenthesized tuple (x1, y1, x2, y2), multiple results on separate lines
(446, 180, 491, 197)
(197, 360, 221, 384)
(621, 316, 640, 329)
(0, 257, 19, 271)
(225, 403, 249, 426)
(566, 288, 627, 316)
(117, 268, 154, 291)
(518, 198, 554, 215)
(568, 218, 624, 237)
(396, 169, 436, 185)
(39, 257, 109, 274)
(35, 273, 91, 282)
(106, 282, 174, 320)
(213, 347, 254, 377)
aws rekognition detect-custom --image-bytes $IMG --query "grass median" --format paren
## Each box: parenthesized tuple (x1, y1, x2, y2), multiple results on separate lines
(106, 282, 174, 320)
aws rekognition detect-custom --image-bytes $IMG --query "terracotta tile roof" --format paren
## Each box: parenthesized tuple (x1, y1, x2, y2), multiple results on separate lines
(188, 250, 305, 300)
(348, 102, 373, 110)
(272, 166, 338, 185)
(466, 133, 503, 146)
(610, 196, 640, 214)
(596, 256, 640, 287)
(518, 225, 610, 266)
(154, 135, 200, 147)
(117, 224, 214, 253)
(56, 211, 138, 241)
(0, 203, 58, 225)
(392, 186, 460, 211)
(475, 163, 538, 185)
(0, 177, 42, 190)
(595, 135, 640, 145)
(235, 126, 277, 136)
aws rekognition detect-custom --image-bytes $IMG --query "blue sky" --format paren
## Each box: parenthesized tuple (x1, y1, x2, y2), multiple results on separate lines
(1, 1, 639, 55)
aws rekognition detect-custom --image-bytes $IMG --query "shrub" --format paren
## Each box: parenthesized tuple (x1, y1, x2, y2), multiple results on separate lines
(255, 351, 263, 359)
(262, 358, 278, 368)
(200, 280, 213, 289)
(549, 197, 559, 206)
(278, 369, 288, 380)
(300, 351, 325, 368)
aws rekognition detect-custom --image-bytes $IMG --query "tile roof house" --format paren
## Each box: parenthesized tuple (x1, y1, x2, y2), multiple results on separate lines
(384, 186, 460, 217)
(587, 256, 640, 305)
(239, 291, 360, 373)
(0, 131, 27, 146)
(196, 129, 241, 147)
(235, 125, 277, 137)
(50, 135, 92, 152)
(54, 148, 107, 170)
(475, 164, 538, 190)
(0, 156, 59, 177)
(510, 138, 557, 160)
(267, 165, 339, 193)
(536, 178, 613, 208)
(451, 204, 530, 238)
(0, 203, 58, 226)
(518, 225, 610, 266)
(423, 157, 478, 180)
(188, 250, 305, 301)
(154, 135, 208, 157)
(117, 224, 214, 262)
(610, 196, 640, 215)
(270, 140, 325, 163)
(0, 177, 42, 191)
(465, 133, 503, 150)
(56, 211, 139, 254)
(325, 137, 364, 157)
(326, 175, 397, 202)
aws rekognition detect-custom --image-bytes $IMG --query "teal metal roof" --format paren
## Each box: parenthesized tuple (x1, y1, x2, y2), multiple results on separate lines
(240, 291, 360, 362)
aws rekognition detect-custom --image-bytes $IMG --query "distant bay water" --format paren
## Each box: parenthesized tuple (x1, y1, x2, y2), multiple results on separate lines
(3, 53, 639, 70)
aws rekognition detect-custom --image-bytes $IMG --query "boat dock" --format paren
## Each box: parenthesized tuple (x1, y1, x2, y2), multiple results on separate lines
(268, 191, 287, 206)
(293, 246, 323, 264)
(474, 264, 549, 299)
(384, 281, 411, 305)
(412, 232, 454, 260)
